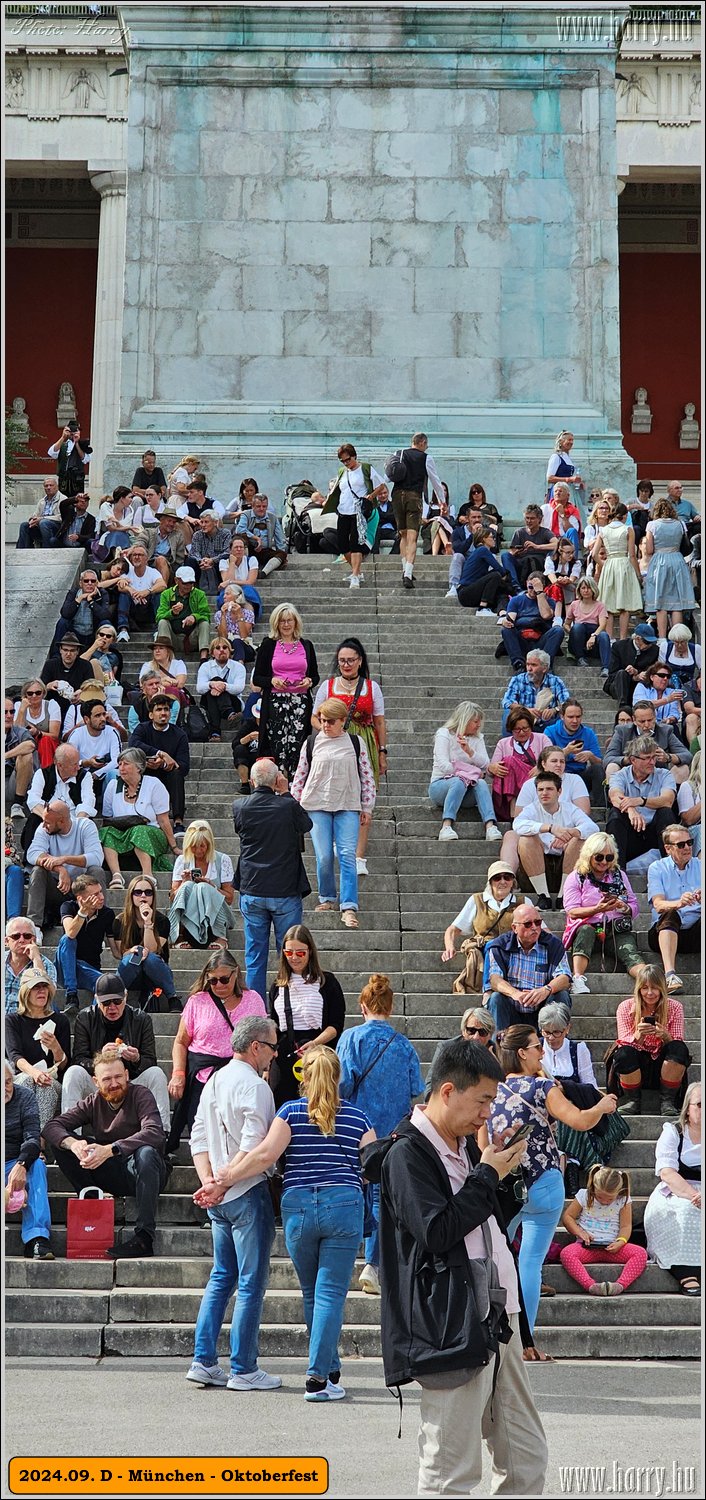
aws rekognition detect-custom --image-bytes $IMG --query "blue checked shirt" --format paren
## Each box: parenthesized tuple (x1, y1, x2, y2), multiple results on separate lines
(485, 940, 571, 994)
(501, 672, 570, 719)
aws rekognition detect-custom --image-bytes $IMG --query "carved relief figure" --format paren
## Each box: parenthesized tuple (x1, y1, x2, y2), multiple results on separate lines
(63, 67, 104, 109)
(6, 68, 25, 108)
(618, 71, 656, 115)
(57, 382, 78, 425)
(9, 397, 29, 438)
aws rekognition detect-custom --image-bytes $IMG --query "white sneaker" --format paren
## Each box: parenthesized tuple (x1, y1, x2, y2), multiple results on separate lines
(356, 857, 368, 876)
(571, 974, 591, 995)
(10, 803, 25, 819)
(116, 629, 130, 643)
(227, 1369, 282, 1391)
(349, 575, 361, 589)
(438, 826, 458, 842)
(445, 587, 458, 599)
(476, 608, 497, 619)
(359, 1263, 381, 1295)
(485, 824, 502, 842)
(261, 558, 282, 577)
(186, 1360, 228, 1387)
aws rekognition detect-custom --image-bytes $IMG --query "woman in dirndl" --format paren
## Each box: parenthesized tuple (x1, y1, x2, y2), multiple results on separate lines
(311, 637, 386, 877)
(644, 1081, 701, 1296)
(99, 748, 179, 890)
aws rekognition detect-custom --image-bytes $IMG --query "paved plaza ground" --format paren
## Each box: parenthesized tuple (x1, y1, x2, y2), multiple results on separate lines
(5, 1358, 702, 1498)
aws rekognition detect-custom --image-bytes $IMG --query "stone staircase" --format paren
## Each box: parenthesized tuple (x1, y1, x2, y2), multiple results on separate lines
(5, 553, 700, 1361)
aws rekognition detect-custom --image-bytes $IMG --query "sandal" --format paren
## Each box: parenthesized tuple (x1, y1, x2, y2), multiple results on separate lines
(678, 1277, 701, 1296)
(176, 940, 193, 950)
(314, 902, 337, 913)
(340, 910, 359, 929)
(522, 1347, 555, 1363)
(108, 874, 125, 890)
(209, 939, 228, 949)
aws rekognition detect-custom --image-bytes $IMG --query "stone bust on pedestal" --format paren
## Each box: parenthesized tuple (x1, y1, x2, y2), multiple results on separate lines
(631, 387, 652, 434)
(679, 403, 699, 450)
(56, 382, 77, 426)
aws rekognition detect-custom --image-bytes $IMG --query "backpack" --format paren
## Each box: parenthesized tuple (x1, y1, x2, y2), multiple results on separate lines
(183, 696, 209, 743)
(384, 449, 408, 485)
(304, 731, 361, 783)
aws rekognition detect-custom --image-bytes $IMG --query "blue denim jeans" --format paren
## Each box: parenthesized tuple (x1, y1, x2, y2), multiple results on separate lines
(308, 809, 360, 910)
(428, 776, 496, 826)
(507, 1167, 565, 1333)
(5, 1157, 53, 1244)
(567, 621, 612, 670)
(282, 1184, 363, 1381)
(239, 893, 303, 1004)
(500, 623, 564, 674)
(5, 866, 25, 920)
(194, 1181, 275, 1375)
(55, 935, 102, 996)
(364, 1182, 380, 1269)
(117, 948, 177, 1000)
(17, 519, 61, 549)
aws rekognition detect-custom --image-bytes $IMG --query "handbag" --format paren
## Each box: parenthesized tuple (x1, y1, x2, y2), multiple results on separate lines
(66, 1187, 115, 1260)
(342, 675, 365, 731)
(102, 814, 149, 831)
(268, 985, 294, 1095)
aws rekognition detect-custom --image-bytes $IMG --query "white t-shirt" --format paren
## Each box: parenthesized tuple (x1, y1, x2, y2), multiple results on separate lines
(336, 465, 385, 517)
(15, 700, 61, 732)
(139, 658, 187, 682)
(66, 723, 121, 776)
(677, 782, 699, 817)
(124, 563, 163, 592)
(515, 771, 588, 810)
(172, 852, 234, 886)
(103, 774, 170, 827)
(574, 1188, 629, 1245)
(219, 555, 259, 582)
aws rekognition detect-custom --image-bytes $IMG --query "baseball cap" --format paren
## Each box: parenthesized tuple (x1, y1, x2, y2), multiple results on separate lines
(175, 566, 195, 583)
(632, 622, 657, 642)
(94, 974, 127, 1004)
(22, 968, 54, 993)
(487, 862, 517, 880)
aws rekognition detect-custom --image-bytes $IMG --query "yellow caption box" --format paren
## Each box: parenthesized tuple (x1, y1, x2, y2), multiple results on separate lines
(9, 1458, 329, 1495)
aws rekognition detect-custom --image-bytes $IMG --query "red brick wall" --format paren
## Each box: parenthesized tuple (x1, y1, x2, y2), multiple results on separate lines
(619, 251, 700, 483)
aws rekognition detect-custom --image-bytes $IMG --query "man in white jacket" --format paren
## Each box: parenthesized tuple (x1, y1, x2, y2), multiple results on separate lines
(513, 769, 598, 910)
(195, 638, 247, 741)
(186, 1016, 282, 1392)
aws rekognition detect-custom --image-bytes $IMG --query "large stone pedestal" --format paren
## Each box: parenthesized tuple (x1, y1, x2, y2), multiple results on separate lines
(105, 4, 635, 507)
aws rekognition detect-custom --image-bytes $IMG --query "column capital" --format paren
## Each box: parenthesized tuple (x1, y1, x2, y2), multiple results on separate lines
(89, 165, 127, 197)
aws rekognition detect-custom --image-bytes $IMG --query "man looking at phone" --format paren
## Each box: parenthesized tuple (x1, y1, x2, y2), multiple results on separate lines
(67, 699, 121, 807)
(57, 875, 118, 1018)
(59, 974, 170, 1130)
(48, 421, 91, 498)
(362, 1038, 547, 1496)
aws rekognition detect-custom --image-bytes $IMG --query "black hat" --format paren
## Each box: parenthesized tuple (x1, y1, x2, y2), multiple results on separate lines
(94, 974, 127, 1003)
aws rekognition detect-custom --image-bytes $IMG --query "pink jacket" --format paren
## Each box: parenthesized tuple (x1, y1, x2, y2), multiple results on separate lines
(561, 869, 639, 948)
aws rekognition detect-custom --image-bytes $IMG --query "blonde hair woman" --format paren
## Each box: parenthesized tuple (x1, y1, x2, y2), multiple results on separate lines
(677, 751, 701, 855)
(167, 455, 200, 497)
(611, 964, 691, 1117)
(291, 697, 376, 928)
(5, 970, 70, 1129)
(429, 699, 501, 843)
(213, 1044, 376, 1401)
(168, 818, 235, 949)
(252, 603, 319, 778)
(644, 1081, 701, 1295)
(337, 974, 425, 1294)
(564, 576, 611, 672)
(591, 501, 643, 640)
(561, 832, 641, 988)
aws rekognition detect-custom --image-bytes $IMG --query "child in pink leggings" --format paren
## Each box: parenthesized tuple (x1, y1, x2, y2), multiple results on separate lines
(560, 1164, 648, 1296)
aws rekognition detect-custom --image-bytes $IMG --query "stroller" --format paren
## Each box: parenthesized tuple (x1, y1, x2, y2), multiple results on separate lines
(283, 480, 332, 554)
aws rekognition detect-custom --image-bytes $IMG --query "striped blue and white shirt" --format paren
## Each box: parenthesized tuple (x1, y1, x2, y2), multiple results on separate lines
(277, 1098, 371, 1191)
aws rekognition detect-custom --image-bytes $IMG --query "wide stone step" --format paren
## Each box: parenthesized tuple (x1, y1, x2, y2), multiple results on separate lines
(5, 1289, 110, 1324)
(535, 1293, 700, 1326)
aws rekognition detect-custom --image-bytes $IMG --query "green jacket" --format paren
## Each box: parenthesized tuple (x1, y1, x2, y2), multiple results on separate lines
(156, 585, 211, 624)
(322, 462, 376, 516)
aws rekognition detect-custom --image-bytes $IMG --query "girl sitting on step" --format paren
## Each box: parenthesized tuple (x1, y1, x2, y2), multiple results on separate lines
(560, 1164, 647, 1297)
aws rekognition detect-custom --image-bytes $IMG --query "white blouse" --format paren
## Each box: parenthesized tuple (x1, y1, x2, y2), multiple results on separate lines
(654, 1122, 701, 1178)
(172, 852, 234, 886)
(102, 774, 169, 827)
(541, 1037, 597, 1088)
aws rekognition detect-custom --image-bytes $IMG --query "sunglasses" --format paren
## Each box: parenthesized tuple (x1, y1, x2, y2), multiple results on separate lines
(210, 974, 234, 986)
(592, 854, 614, 864)
(518, 919, 542, 928)
(133, 887, 154, 896)
(464, 1026, 489, 1037)
(491, 873, 515, 883)
(670, 840, 693, 850)
(255, 1038, 278, 1052)
(284, 948, 308, 958)
(653, 673, 670, 680)
(25, 690, 43, 697)
(10, 932, 36, 940)
(99, 999, 123, 1007)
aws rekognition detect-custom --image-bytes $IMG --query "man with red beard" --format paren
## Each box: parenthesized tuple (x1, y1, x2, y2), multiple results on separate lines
(43, 1045, 168, 1259)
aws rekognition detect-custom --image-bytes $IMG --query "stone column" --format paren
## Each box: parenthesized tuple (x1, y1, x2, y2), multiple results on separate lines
(89, 166, 127, 492)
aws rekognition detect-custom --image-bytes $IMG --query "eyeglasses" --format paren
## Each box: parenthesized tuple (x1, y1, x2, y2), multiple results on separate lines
(338, 657, 359, 666)
(464, 1026, 489, 1037)
(132, 887, 154, 896)
(9, 932, 35, 940)
(255, 1038, 278, 1053)
(284, 948, 308, 958)
(25, 690, 43, 697)
(210, 974, 234, 986)
(592, 854, 614, 864)
(670, 839, 693, 850)
(542, 1030, 566, 1039)
(518, 919, 542, 928)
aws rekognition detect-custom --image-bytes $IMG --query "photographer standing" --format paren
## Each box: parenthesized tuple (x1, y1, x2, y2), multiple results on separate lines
(48, 422, 91, 499)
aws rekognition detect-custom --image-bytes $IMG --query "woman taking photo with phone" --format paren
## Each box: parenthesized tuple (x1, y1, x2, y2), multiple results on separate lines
(268, 925, 345, 1107)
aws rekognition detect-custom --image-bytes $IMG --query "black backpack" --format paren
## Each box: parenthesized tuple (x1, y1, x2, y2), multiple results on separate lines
(304, 731, 361, 783)
(384, 449, 408, 485)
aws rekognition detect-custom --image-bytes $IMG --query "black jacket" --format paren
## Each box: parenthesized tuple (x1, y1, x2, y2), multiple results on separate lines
(57, 499, 97, 545)
(362, 1118, 531, 1389)
(58, 587, 113, 632)
(71, 1005, 158, 1079)
(5, 1085, 42, 1168)
(603, 638, 659, 697)
(232, 786, 312, 898)
(128, 721, 190, 777)
(252, 637, 319, 760)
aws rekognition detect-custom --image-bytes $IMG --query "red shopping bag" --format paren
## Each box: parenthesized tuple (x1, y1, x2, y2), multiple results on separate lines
(66, 1188, 115, 1259)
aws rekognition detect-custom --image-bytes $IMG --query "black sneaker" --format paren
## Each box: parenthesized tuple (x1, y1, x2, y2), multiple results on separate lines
(107, 1231, 154, 1260)
(25, 1237, 54, 1261)
(402, 574, 414, 591)
(63, 993, 80, 1019)
(238, 782, 251, 795)
(167, 995, 183, 1013)
(535, 893, 553, 911)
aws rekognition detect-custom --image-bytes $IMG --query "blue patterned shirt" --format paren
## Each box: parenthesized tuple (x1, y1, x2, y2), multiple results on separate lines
(485, 940, 570, 993)
(501, 672, 570, 719)
(337, 1020, 425, 1138)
